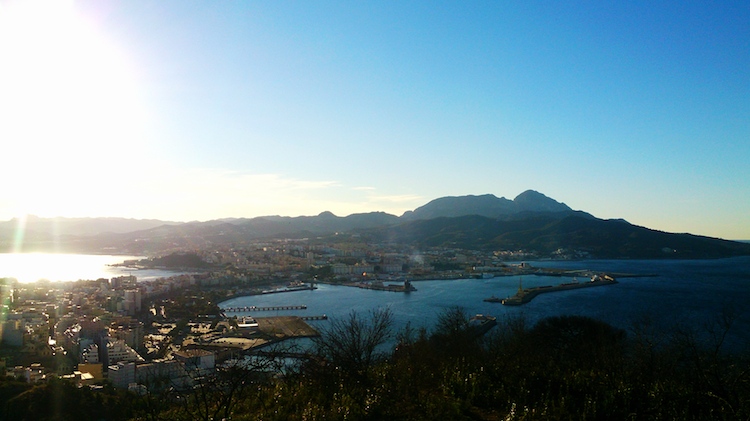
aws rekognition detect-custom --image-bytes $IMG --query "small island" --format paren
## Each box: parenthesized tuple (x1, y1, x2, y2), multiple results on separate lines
(111, 252, 215, 270)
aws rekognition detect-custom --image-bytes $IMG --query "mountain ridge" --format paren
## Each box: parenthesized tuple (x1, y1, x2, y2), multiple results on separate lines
(401, 190, 585, 220)
(1, 190, 573, 236)
(2, 190, 749, 259)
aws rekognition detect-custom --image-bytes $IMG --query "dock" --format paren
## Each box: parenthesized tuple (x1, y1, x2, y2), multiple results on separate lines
(223, 305, 307, 312)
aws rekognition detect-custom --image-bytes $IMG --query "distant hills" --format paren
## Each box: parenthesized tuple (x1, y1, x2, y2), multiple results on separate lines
(402, 190, 590, 220)
(0, 215, 180, 237)
(364, 214, 750, 259)
(2, 190, 750, 259)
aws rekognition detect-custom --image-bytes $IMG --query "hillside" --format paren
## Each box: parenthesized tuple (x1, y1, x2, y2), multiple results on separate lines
(0, 215, 180, 236)
(362, 214, 750, 259)
(401, 190, 590, 220)
(3, 190, 749, 259)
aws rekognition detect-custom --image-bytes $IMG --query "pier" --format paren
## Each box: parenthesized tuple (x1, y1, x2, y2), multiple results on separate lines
(223, 305, 308, 312)
(301, 315, 328, 321)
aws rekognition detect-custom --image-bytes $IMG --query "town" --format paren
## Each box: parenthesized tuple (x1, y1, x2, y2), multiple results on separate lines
(0, 239, 564, 392)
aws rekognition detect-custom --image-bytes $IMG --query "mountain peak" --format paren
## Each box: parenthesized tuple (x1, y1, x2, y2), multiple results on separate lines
(513, 190, 572, 212)
(405, 194, 515, 220)
(317, 211, 337, 218)
(405, 190, 576, 221)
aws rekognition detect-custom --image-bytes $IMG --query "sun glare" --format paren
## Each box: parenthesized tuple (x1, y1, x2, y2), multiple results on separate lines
(0, 0, 150, 219)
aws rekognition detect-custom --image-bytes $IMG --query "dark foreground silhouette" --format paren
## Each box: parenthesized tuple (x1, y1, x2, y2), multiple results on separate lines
(1, 308, 748, 420)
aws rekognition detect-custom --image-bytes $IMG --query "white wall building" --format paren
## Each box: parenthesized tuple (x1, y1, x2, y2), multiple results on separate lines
(106, 338, 143, 364)
(108, 361, 136, 389)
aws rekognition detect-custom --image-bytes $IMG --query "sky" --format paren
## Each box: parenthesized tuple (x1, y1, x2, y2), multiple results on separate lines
(1, 1, 748, 240)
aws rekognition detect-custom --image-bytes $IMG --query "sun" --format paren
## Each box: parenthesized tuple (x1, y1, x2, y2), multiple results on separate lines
(0, 0, 151, 219)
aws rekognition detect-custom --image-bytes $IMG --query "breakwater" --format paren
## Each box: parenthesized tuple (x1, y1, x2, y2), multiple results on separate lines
(220, 283, 317, 301)
(491, 276, 618, 306)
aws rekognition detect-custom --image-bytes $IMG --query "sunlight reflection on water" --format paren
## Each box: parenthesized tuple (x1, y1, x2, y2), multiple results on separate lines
(0, 253, 189, 283)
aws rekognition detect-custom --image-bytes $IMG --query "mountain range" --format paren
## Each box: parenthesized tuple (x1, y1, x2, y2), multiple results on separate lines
(2, 190, 749, 259)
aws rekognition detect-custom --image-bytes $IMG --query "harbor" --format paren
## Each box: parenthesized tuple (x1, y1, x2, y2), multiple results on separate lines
(216, 257, 750, 349)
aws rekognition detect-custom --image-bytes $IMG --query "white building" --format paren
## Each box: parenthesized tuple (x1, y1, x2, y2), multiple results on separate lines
(106, 338, 143, 364)
(173, 349, 215, 371)
(80, 343, 100, 364)
(108, 361, 136, 389)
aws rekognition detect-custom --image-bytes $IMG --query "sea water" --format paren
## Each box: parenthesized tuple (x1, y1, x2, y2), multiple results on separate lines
(221, 256, 750, 349)
(2, 253, 747, 348)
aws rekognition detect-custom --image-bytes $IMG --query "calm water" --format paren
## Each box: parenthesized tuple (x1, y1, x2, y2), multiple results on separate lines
(221, 257, 750, 348)
(2, 253, 748, 347)
(0, 253, 190, 283)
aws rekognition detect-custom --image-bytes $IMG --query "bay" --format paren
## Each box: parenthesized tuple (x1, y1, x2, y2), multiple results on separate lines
(221, 256, 750, 349)
(3, 253, 747, 348)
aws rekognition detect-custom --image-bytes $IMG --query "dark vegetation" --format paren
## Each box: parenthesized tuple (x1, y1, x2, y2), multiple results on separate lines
(363, 215, 750, 258)
(306, 264, 334, 280)
(138, 252, 214, 269)
(155, 292, 222, 320)
(1, 309, 748, 420)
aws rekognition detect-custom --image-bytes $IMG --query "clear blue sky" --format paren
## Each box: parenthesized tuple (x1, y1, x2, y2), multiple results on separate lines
(1, 0, 748, 239)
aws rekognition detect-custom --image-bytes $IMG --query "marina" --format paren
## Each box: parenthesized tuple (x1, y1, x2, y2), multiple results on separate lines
(217, 257, 750, 348)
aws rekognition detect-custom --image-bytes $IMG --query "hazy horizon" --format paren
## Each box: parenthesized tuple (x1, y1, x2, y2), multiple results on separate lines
(4, 208, 750, 243)
(1, 1, 748, 240)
